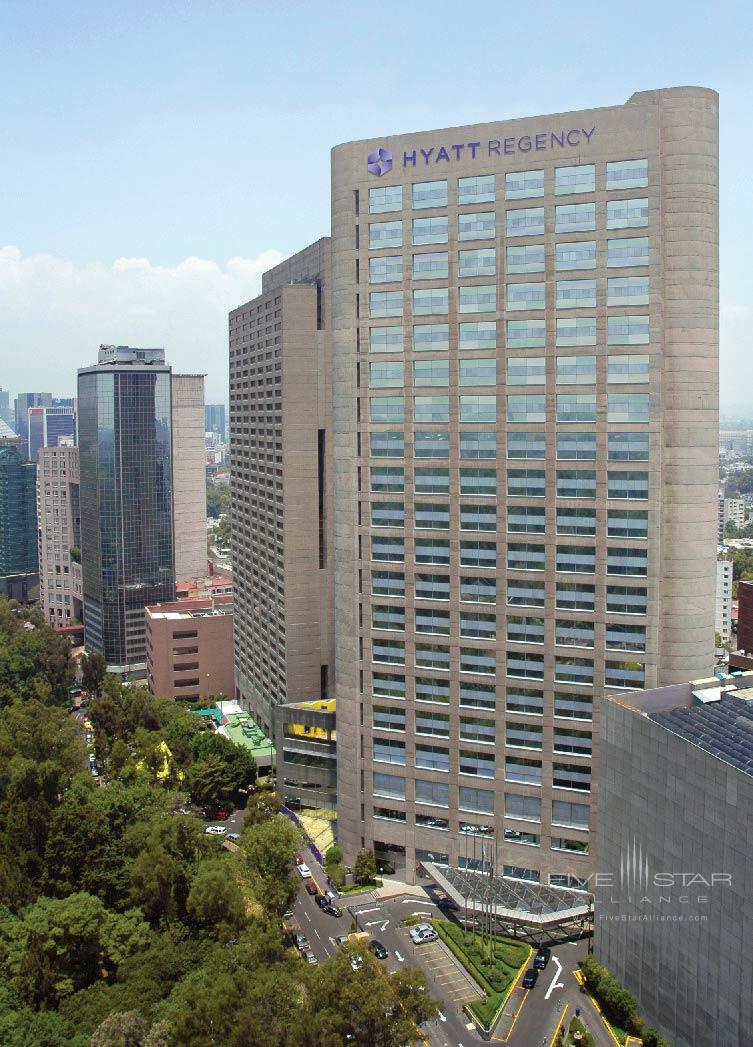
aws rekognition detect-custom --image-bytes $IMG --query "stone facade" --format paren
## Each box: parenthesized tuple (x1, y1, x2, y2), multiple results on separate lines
(171, 373, 208, 581)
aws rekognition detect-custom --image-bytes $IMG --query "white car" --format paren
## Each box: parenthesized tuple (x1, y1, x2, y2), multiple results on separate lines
(297, 862, 312, 879)
(205, 825, 227, 835)
(409, 922, 438, 944)
(350, 954, 364, 972)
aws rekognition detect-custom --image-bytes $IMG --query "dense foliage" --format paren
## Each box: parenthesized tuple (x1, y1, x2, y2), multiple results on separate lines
(0, 599, 436, 1045)
(581, 955, 672, 1046)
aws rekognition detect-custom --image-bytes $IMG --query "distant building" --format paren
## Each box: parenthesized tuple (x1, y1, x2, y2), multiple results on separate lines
(597, 673, 753, 1047)
(176, 568, 232, 600)
(0, 444, 37, 576)
(37, 444, 83, 627)
(145, 594, 234, 701)
(0, 389, 11, 428)
(171, 374, 208, 581)
(14, 392, 52, 458)
(229, 238, 334, 735)
(721, 497, 746, 537)
(715, 556, 732, 646)
(205, 403, 226, 440)
(274, 698, 337, 813)
(27, 404, 76, 461)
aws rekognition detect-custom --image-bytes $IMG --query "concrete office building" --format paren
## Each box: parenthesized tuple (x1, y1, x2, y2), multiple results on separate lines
(596, 675, 753, 1047)
(229, 239, 334, 734)
(28, 404, 76, 462)
(171, 374, 208, 581)
(722, 496, 746, 536)
(715, 555, 732, 647)
(37, 443, 83, 627)
(145, 594, 234, 701)
(331, 87, 719, 882)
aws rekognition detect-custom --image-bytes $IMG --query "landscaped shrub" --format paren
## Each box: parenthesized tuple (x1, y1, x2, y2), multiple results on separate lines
(580, 955, 658, 1040)
(324, 844, 342, 866)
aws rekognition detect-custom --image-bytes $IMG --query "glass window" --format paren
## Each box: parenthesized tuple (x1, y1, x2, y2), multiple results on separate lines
(369, 361, 404, 388)
(460, 681, 496, 709)
(556, 355, 596, 384)
(369, 290, 403, 318)
(413, 323, 449, 351)
(507, 614, 545, 645)
(460, 358, 496, 386)
(607, 316, 650, 346)
(413, 359, 449, 387)
(507, 650, 545, 680)
(415, 503, 450, 530)
(607, 470, 649, 499)
(507, 432, 546, 459)
(370, 431, 404, 457)
(371, 536, 404, 563)
(413, 252, 448, 280)
(555, 164, 595, 195)
(555, 202, 595, 233)
(607, 236, 649, 268)
(507, 394, 545, 423)
(371, 501, 405, 527)
(506, 282, 545, 311)
(415, 574, 450, 601)
(373, 704, 406, 731)
(373, 771, 405, 799)
(369, 325, 404, 353)
(507, 542, 545, 571)
(505, 793, 541, 822)
(553, 728, 592, 756)
(460, 432, 497, 459)
(557, 433, 596, 460)
(459, 321, 496, 350)
(555, 657, 594, 685)
(556, 545, 596, 574)
(607, 509, 648, 539)
(413, 287, 448, 316)
(460, 750, 495, 778)
(506, 688, 544, 716)
(412, 180, 448, 209)
(371, 570, 404, 597)
(458, 174, 495, 204)
(460, 467, 496, 496)
(506, 243, 545, 274)
(459, 248, 496, 278)
(556, 241, 596, 270)
(506, 207, 545, 236)
(556, 582, 595, 612)
(608, 393, 650, 423)
(370, 396, 404, 423)
(605, 623, 646, 653)
(373, 673, 407, 698)
(460, 576, 497, 605)
(556, 317, 596, 346)
(505, 170, 545, 199)
(555, 619, 594, 648)
(556, 394, 597, 423)
(608, 354, 650, 383)
(412, 216, 448, 246)
(414, 430, 449, 458)
(460, 612, 496, 639)
(506, 318, 545, 348)
(508, 505, 546, 534)
(414, 396, 449, 423)
(556, 507, 596, 536)
(369, 220, 403, 250)
(607, 547, 647, 576)
(374, 806, 406, 822)
(605, 660, 645, 689)
(507, 469, 545, 498)
(416, 713, 451, 741)
(459, 786, 494, 814)
(415, 607, 451, 634)
(460, 540, 497, 568)
(505, 757, 542, 786)
(507, 580, 546, 608)
(415, 466, 449, 493)
(459, 284, 496, 313)
(415, 676, 450, 703)
(369, 185, 403, 214)
(607, 198, 649, 229)
(372, 638, 405, 665)
(606, 158, 648, 190)
(607, 276, 649, 307)
(458, 211, 496, 241)
(370, 255, 403, 283)
(608, 433, 649, 461)
(606, 585, 647, 614)
(373, 737, 406, 765)
(552, 799, 590, 828)
(415, 779, 450, 806)
(460, 647, 496, 675)
(556, 279, 596, 309)
(415, 538, 450, 565)
(556, 469, 596, 498)
(460, 395, 496, 423)
(415, 645, 451, 672)
(554, 693, 593, 720)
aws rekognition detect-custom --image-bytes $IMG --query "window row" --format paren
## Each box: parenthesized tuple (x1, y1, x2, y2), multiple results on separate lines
(369, 430, 650, 462)
(370, 536, 650, 572)
(370, 393, 650, 424)
(369, 354, 650, 387)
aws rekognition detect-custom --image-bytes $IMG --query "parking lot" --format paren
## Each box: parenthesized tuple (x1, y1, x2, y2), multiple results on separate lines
(415, 938, 483, 1006)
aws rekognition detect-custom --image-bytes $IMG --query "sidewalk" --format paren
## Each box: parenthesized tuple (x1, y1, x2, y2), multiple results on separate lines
(374, 878, 432, 901)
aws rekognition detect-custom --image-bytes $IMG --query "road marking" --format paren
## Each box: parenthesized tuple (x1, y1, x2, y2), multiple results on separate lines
(395, 950, 404, 962)
(365, 920, 383, 927)
(313, 929, 320, 939)
(545, 955, 564, 1000)
(380, 919, 389, 931)
(401, 898, 434, 904)
(356, 906, 380, 915)
(304, 911, 311, 922)
(413, 910, 434, 916)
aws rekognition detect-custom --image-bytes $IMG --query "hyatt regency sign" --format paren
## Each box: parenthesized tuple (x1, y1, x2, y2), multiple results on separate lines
(367, 128, 597, 176)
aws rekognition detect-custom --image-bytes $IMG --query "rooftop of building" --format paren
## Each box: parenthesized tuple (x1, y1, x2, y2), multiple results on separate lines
(146, 595, 233, 620)
(606, 671, 753, 778)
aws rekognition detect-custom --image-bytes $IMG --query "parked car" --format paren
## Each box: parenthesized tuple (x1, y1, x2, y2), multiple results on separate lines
(303, 949, 318, 964)
(205, 826, 227, 835)
(334, 934, 349, 947)
(350, 954, 364, 972)
(522, 968, 539, 989)
(226, 832, 241, 842)
(314, 894, 328, 910)
(305, 881, 319, 896)
(369, 940, 388, 960)
(283, 909, 294, 920)
(323, 903, 343, 918)
(297, 863, 312, 879)
(409, 923, 437, 944)
(294, 934, 309, 951)
(533, 946, 551, 970)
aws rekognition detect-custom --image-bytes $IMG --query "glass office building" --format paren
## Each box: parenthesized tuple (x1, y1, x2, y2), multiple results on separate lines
(78, 348, 175, 673)
(0, 445, 37, 575)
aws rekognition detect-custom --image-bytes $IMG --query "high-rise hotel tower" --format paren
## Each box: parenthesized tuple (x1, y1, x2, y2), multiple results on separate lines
(331, 88, 718, 884)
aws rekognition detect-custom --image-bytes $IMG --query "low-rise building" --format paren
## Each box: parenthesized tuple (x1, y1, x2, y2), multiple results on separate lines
(145, 595, 234, 701)
(274, 698, 337, 813)
(596, 673, 753, 1047)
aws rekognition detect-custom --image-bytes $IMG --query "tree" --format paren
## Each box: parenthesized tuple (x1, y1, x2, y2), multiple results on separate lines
(243, 789, 278, 826)
(353, 849, 377, 885)
(128, 847, 177, 926)
(185, 860, 246, 938)
(81, 653, 107, 696)
(242, 815, 301, 917)
(186, 754, 235, 810)
(90, 1010, 149, 1047)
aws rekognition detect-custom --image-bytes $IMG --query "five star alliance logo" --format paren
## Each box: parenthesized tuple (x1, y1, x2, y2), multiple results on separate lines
(367, 147, 392, 176)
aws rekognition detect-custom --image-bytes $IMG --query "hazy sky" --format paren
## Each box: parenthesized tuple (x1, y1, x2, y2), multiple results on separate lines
(1, 0, 750, 405)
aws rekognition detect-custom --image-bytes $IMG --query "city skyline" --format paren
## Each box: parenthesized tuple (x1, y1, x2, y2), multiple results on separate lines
(0, 1, 749, 405)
